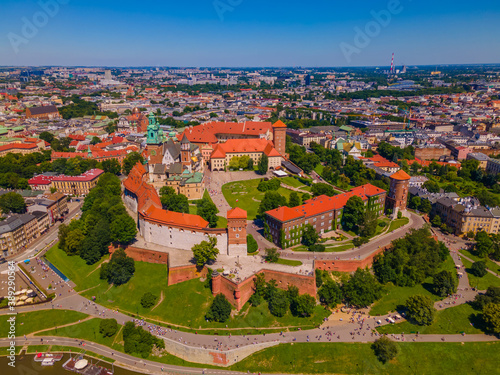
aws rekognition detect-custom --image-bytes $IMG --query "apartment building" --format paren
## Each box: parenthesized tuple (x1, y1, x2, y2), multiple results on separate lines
(50, 169, 104, 196)
(0, 214, 40, 259)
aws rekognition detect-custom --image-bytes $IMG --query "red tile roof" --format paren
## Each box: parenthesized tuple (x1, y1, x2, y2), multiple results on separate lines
(52, 169, 104, 182)
(390, 170, 411, 181)
(227, 207, 247, 219)
(181, 121, 273, 144)
(210, 138, 281, 159)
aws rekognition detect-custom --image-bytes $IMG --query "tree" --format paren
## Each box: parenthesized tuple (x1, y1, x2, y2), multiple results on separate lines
(258, 191, 287, 216)
(91, 136, 101, 145)
(423, 180, 440, 193)
(140, 292, 158, 308)
(318, 280, 343, 307)
(64, 229, 84, 255)
(122, 152, 144, 175)
(268, 289, 289, 317)
(288, 192, 302, 207)
(309, 244, 326, 252)
(265, 248, 280, 263)
(311, 183, 336, 197)
(420, 199, 432, 214)
(342, 196, 365, 232)
(432, 270, 458, 297)
(247, 234, 258, 253)
(405, 294, 436, 325)
(58, 224, 70, 251)
(472, 286, 500, 310)
(372, 337, 399, 364)
(482, 303, 500, 334)
(471, 261, 488, 277)
(360, 210, 378, 238)
(342, 268, 382, 308)
(247, 157, 254, 170)
(100, 249, 135, 286)
(161, 193, 189, 213)
(302, 224, 319, 247)
(290, 294, 316, 317)
(431, 215, 442, 227)
(192, 236, 219, 267)
(0, 192, 26, 214)
(410, 196, 421, 210)
(196, 198, 218, 228)
(99, 319, 118, 337)
(39, 131, 55, 144)
(102, 159, 121, 175)
(257, 154, 269, 175)
(475, 231, 493, 257)
(206, 294, 232, 322)
(110, 214, 137, 244)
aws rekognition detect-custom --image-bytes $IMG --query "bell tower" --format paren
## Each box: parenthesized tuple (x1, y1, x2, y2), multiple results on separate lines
(180, 134, 191, 167)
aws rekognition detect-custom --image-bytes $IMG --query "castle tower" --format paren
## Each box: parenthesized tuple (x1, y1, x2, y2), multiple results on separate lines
(180, 134, 191, 167)
(386, 169, 411, 215)
(145, 113, 163, 167)
(272, 120, 287, 157)
(227, 207, 247, 257)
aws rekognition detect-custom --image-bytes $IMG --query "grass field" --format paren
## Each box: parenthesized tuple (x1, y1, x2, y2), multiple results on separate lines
(388, 217, 410, 232)
(460, 248, 500, 274)
(377, 303, 484, 335)
(45, 244, 108, 292)
(222, 179, 295, 220)
(370, 255, 456, 316)
(314, 164, 324, 175)
(280, 176, 305, 189)
(0, 310, 88, 338)
(230, 342, 500, 374)
(461, 257, 500, 290)
(276, 258, 303, 266)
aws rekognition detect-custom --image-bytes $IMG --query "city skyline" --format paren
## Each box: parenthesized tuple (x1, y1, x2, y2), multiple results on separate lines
(1, 0, 499, 67)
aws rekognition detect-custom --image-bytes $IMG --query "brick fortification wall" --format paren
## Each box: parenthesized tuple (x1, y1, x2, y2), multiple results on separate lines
(314, 246, 388, 272)
(109, 245, 169, 264)
(213, 269, 316, 310)
(168, 265, 207, 286)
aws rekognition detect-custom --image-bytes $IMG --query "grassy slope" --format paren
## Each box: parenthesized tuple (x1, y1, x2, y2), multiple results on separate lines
(0, 310, 88, 338)
(461, 257, 500, 290)
(230, 342, 500, 374)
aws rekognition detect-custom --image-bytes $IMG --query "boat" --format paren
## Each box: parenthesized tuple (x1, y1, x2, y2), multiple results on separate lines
(34, 352, 64, 366)
(63, 354, 114, 375)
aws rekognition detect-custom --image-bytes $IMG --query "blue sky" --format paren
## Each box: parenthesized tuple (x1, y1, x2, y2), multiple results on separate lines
(1, 0, 499, 67)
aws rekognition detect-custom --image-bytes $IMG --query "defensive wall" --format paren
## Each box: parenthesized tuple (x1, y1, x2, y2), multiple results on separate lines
(314, 246, 388, 272)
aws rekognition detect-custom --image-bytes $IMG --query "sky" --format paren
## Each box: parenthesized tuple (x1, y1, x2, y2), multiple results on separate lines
(1, 0, 499, 67)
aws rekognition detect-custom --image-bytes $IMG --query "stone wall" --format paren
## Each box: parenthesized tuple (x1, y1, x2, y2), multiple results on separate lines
(109, 245, 169, 264)
(161, 336, 278, 367)
(314, 246, 387, 272)
(139, 218, 228, 253)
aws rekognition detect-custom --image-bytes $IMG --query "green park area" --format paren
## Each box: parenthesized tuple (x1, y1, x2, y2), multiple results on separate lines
(45, 244, 328, 333)
(0, 310, 88, 338)
(370, 254, 456, 316)
(460, 248, 500, 275)
(377, 303, 484, 335)
(230, 342, 500, 374)
(222, 179, 296, 219)
(461, 257, 500, 290)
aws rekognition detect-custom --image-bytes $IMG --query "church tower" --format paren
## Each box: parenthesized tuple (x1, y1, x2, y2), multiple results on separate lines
(145, 113, 163, 166)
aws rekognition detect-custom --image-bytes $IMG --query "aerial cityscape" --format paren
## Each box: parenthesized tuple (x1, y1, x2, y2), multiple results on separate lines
(1, 1, 500, 374)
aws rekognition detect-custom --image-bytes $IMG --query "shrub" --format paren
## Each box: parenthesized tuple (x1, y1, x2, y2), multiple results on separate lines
(471, 261, 488, 277)
(309, 244, 326, 252)
(247, 234, 258, 253)
(206, 294, 232, 322)
(140, 292, 158, 309)
(372, 336, 399, 363)
(99, 319, 118, 337)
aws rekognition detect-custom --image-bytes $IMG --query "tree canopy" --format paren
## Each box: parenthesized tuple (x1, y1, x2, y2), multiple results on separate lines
(192, 236, 219, 267)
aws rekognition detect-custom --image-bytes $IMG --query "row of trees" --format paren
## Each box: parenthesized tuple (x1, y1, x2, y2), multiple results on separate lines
(58, 173, 137, 265)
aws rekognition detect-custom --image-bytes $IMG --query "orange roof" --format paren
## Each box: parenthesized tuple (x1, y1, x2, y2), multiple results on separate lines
(227, 207, 247, 219)
(210, 138, 281, 159)
(272, 120, 287, 128)
(390, 170, 411, 180)
(266, 183, 386, 222)
(142, 205, 209, 229)
(181, 121, 273, 144)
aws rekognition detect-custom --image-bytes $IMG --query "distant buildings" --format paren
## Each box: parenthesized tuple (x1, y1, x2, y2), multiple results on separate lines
(25, 105, 60, 120)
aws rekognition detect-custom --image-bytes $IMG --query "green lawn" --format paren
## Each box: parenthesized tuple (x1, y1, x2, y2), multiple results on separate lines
(216, 215, 228, 228)
(37, 318, 121, 350)
(280, 176, 305, 188)
(370, 255, 456, 316)
(276, 258, 303, 266)
(222, 179, 295, 220)
(377, 303, 484, 335)
(230, 342, 500, 374)
(45, 244, 108, 292)
(461, 257, 500, 290)
(460, 249, 500, 274)
(188, 205, 197, 215)
(314, 164, 324, 175)
(388, 217, 410, 232)
(0, 310, 88, 338)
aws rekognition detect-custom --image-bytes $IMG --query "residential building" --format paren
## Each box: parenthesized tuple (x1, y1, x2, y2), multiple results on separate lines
(467, 152, 490, 169)
(50, 169, 104, 196)
(0, 214, 40, 259)
(486, 158, 500, 175)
